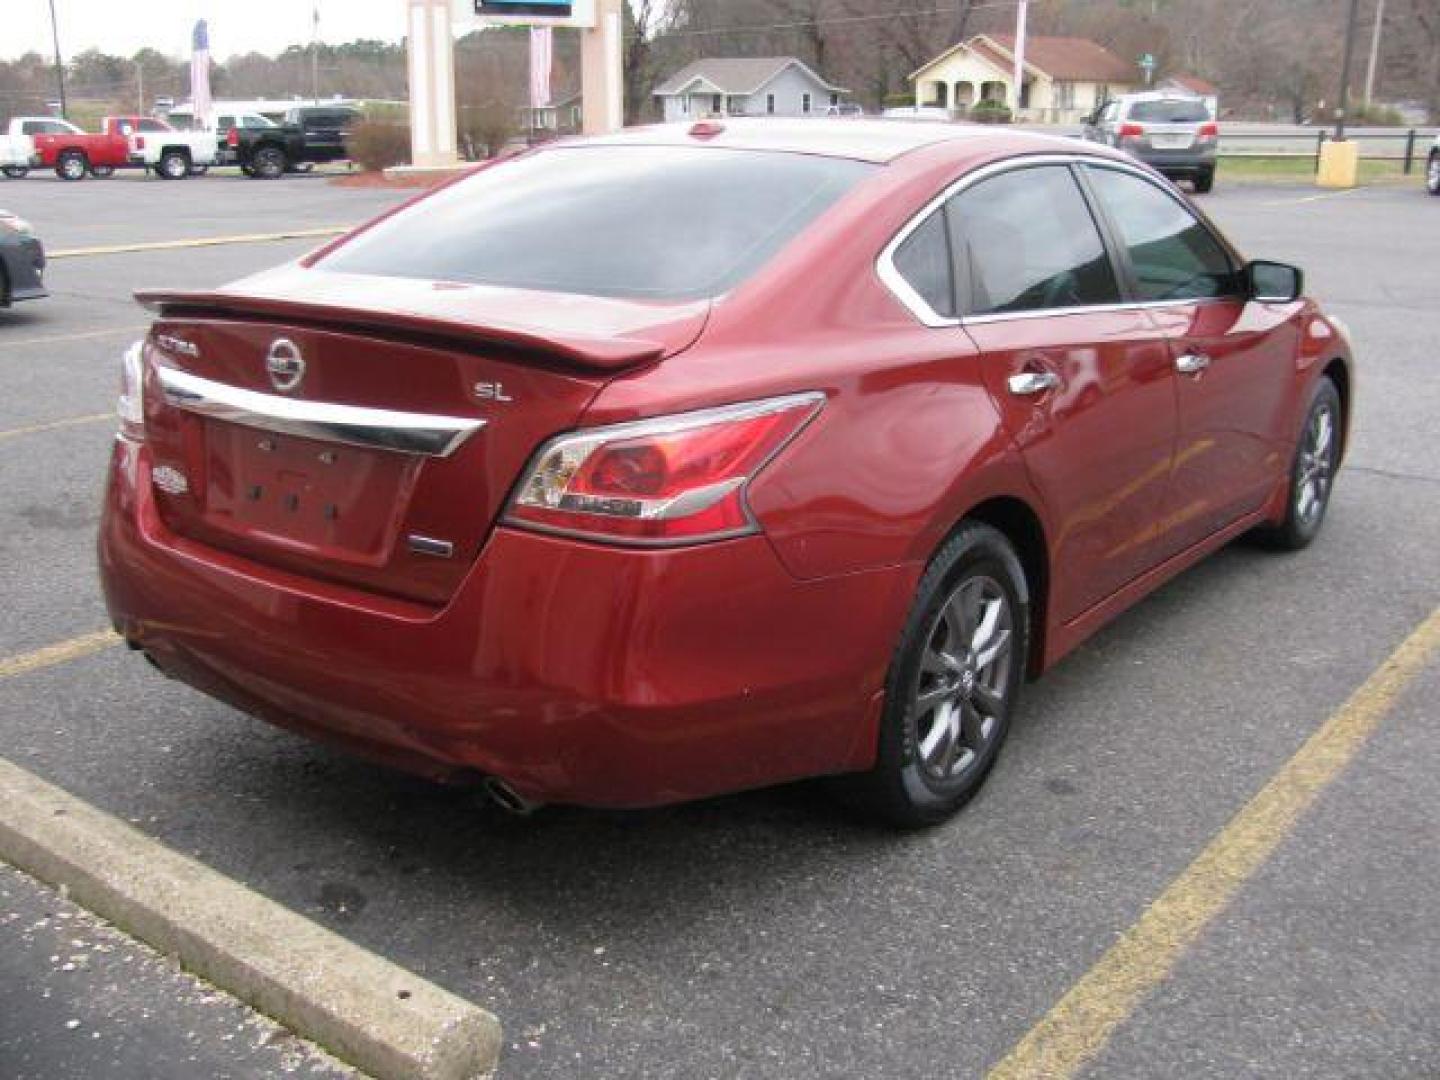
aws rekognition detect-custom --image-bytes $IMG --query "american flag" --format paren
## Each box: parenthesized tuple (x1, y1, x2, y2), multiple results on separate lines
(529, 27, 552, 111)
(191, 20, 212, 127)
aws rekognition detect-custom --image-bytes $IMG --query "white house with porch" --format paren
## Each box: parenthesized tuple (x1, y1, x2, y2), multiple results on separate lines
(653, 57, 848, 121)
(910, 34, 1137, 124)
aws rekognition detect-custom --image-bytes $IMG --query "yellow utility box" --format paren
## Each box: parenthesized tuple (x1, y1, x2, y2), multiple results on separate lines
(1316, 139, 1360, 188)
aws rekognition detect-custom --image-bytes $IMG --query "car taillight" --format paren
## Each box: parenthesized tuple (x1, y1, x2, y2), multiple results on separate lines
(505, 393, 825, 545)
(117, 342, 146, 441)
(1198, 121, 1219, 138)
(1118, 122, 1145, 139)
(227, 128, 239, 147)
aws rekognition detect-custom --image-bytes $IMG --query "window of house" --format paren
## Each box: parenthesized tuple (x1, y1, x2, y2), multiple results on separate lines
(948, 165, 1120, 315)
(830, 93, 840, 107)
(712, 94, 723, 114)
(1083, 166, 1237, 301)
(802, 93, 812, 114)
(766, 94, 776, 115)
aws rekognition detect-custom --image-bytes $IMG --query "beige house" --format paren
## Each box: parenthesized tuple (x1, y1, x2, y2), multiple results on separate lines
(910, 34, 1138, 124)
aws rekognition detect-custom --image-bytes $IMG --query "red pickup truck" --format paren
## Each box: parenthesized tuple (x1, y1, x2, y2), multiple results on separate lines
(31, 116, 217, 181)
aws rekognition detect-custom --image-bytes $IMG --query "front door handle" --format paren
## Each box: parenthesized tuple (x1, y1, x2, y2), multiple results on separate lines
(1175, 353, 1212, 376)
(1008, 371, 1061, 396)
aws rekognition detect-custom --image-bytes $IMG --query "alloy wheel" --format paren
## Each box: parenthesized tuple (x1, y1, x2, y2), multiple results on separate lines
(1295, 400, 1337, 528)
(911, 574, 1013, 783)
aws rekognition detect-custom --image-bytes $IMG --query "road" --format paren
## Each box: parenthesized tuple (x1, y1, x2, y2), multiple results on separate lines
(1, 172, 1437, 1078)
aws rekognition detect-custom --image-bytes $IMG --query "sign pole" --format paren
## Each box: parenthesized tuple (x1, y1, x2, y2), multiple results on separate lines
(406, 0, 459, 167)
(581, 0, 625, 134)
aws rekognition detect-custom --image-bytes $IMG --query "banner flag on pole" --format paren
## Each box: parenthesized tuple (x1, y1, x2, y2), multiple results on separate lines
(530, 26, 553, 110)
(191, 19, 212, 127)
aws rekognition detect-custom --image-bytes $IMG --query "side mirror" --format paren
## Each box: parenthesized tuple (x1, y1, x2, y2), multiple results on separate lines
(1246, 260, 1303, 303)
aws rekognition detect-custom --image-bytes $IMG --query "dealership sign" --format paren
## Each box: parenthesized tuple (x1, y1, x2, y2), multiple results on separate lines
(455, 0, 597, 28)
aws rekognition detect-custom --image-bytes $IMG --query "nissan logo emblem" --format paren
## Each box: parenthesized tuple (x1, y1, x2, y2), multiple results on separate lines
(266, 339, 305, 392)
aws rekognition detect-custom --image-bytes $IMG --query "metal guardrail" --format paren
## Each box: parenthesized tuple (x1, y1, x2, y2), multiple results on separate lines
(1220, 130, 1435, 173)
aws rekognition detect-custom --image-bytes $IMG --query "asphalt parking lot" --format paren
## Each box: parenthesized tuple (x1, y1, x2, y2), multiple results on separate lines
(2, 171, 1438, 1079)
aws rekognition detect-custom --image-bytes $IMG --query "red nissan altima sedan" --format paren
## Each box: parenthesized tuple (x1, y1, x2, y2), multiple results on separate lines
(99, 120, 1352, 826)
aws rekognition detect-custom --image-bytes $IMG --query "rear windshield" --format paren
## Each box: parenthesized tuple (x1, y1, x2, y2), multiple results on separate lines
(1128, 99, 1211, 123)
(321, 146, 875, 301)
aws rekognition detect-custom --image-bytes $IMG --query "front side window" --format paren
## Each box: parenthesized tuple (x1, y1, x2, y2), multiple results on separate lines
(322, 146, 874, 301)
(948, 165, 1120, 315)
(1084, 166, 1237, 301)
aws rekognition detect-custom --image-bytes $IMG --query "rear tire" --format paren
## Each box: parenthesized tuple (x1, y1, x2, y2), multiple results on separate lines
(2, 165, 31, 179)
(56, 151, 88, 181)
(1253, 378, 1342, 551)
(1193, 167, 1215, 194)
(838, 522, 1029, 828)
(252, 146, 286, 179)
(157, 150, 190, 180)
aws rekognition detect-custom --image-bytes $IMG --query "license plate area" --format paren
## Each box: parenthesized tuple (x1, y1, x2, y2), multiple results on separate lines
(202, 421, 418, 564)
(1151, 133, 1195, 150)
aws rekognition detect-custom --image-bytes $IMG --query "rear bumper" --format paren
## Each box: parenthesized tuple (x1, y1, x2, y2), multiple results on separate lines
(2, 237, 47, 302)
(99, 438, 911, 807)
(1130, 146, 1218, 175)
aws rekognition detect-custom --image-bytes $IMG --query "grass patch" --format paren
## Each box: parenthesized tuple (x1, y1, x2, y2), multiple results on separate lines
(1219, 155, 1419, 184)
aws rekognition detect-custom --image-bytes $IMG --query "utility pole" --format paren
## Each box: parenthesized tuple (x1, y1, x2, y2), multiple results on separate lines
(1364, 0, 1386, 106)
(47, 0, 67, 118)
(1335, 0, 1362, 139)
(1012, 0, 1028, 113)
(136, 60, 144, 114)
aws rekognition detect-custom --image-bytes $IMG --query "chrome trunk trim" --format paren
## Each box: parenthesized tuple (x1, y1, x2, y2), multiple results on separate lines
(155, 366, 485, 458)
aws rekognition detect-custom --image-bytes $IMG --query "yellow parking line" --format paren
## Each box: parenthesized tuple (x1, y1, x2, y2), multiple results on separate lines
(0, 631, 122, 680)
(49, 227, 350, 259)
(0, 413, 111, 441)
(0, 326, 148, 350)
(987, 605, 1440, 1080)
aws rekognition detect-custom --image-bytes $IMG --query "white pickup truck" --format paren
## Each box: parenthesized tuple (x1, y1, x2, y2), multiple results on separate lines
(0, 117, 83, 179)
(115, 116, 221, 177)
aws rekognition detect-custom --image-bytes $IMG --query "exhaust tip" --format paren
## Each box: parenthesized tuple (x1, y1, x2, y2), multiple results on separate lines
(482, 777, 543, 817)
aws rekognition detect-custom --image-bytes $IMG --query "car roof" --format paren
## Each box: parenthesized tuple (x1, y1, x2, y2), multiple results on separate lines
(578, 118, 1078, 165)
(1113, 90, 1206, 104)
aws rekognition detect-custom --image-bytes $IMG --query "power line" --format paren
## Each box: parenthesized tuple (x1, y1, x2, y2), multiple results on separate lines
(645, 0, 1020, 40)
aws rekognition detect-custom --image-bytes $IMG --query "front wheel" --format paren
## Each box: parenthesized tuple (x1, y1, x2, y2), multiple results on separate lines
(839, 522, 1029, 828)
(1193, 166, 1215, 194)
(56, 151, 88, 181)
(1427, 153, 1440, 196)
(251, 146, 286, 179)
(1253, 378, 1342, 550)
(157, 151, 190, 180)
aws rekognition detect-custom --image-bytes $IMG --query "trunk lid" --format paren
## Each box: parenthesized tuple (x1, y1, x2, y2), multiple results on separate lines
(137, 270, 709, 605)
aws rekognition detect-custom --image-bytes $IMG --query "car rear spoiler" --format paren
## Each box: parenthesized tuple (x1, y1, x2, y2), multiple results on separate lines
(134, 289, 670, 373)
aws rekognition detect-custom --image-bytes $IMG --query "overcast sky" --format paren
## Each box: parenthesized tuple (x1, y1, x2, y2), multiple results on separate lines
(5, 0, 409, 62)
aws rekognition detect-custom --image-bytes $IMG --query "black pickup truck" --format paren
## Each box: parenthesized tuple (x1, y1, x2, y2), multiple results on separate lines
(218, 106, 361, 179)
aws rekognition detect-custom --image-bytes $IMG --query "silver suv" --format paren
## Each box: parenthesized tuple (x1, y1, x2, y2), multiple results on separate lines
(1083, 92, 1219, 193)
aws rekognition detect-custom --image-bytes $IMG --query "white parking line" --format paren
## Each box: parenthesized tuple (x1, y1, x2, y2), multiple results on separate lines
(0, 326, 148, 351)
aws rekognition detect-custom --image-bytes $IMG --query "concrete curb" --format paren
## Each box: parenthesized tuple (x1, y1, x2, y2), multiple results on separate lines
(0, 757, 502, 1080)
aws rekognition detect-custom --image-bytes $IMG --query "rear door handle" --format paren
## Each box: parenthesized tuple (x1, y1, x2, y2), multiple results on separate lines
(1008, 371, 1061, 396)
(1175, 353, 1211, 376)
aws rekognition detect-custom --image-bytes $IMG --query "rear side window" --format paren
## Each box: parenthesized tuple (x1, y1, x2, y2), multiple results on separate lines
(1128, 99, 1211, 123)
(949, 165, 1120, 315)
(323, 146, 875, 301)
(892, 210, 956, 319)
(23, 120, 73, 135)
(1084, 166, 1237, 301)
